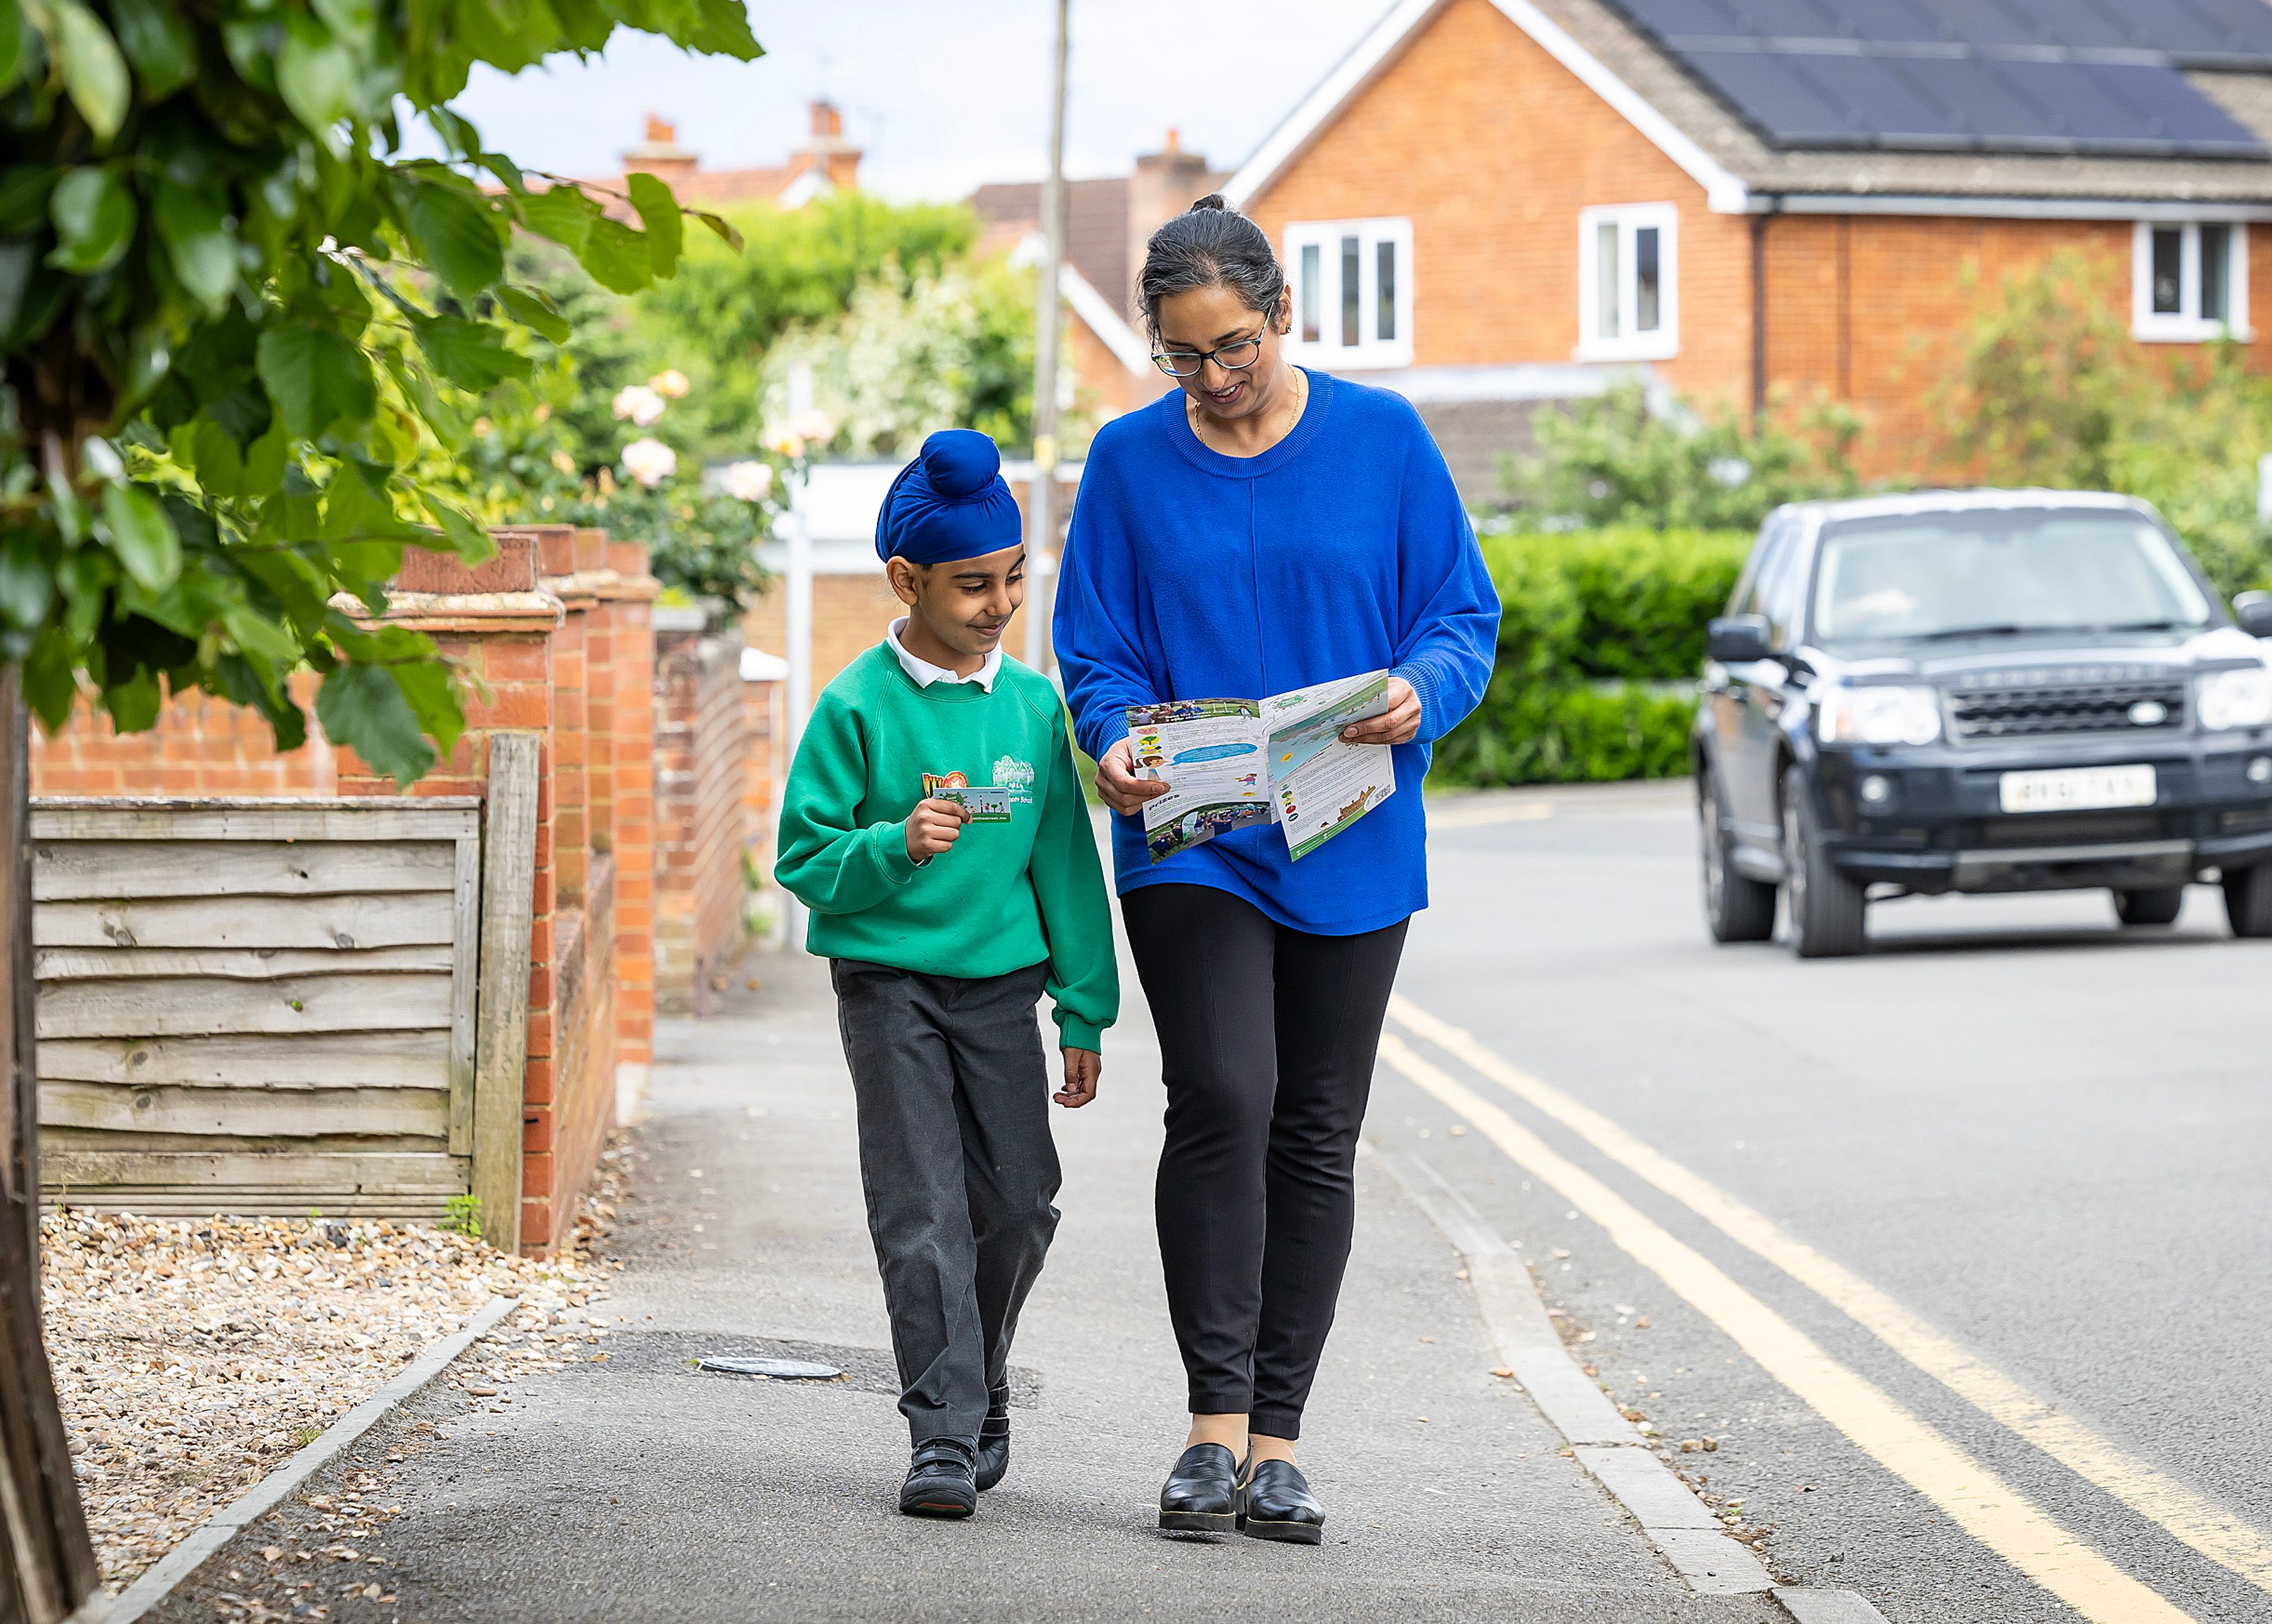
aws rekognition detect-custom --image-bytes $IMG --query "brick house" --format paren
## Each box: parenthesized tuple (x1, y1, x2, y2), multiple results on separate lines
(1210, 0, 2272, 492)
(597, 100, 862, 210)
(968, 133, 1222, 420)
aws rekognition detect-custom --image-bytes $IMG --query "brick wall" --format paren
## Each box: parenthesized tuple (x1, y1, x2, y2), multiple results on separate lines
(1238, 0, 2272, 479)
(32, 674, 334, 796)
(653, 611, 752, 1015)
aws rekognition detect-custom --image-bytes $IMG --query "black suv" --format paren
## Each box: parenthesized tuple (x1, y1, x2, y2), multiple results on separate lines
(1695, 492, 2272, 956)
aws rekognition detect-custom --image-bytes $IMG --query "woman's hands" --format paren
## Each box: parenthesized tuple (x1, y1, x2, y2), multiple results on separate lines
(1339, 676, 1421, 746)
(904, 796, 971, 862)
(1096, 737, 1172, 816)
(1056, 1048, 1101, 1107)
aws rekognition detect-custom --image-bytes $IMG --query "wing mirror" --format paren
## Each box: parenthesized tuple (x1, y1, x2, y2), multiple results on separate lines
(1706, 614, 1774, 665)
(2235, 591, 2272, 639)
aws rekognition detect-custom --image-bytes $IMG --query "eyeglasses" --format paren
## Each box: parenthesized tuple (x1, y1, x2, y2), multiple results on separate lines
(1151, 330, 1267, 378)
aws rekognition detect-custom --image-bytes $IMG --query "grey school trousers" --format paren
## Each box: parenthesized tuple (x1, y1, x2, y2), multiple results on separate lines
(830, 957, 1062, 1447)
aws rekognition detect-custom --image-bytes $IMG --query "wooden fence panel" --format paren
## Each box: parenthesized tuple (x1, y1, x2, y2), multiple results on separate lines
(29, 798, 482, 1220)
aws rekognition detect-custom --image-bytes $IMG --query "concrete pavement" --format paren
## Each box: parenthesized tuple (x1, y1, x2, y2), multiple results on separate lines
(148, 910, 1787, 1623)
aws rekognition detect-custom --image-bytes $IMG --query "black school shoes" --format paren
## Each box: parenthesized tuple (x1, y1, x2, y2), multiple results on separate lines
(1240, 1457, 1325, 1544)
(1157, 1442, 1241, 1533)
(899, 1439, 978, 1518)
(975, 1385, 1012, 1492)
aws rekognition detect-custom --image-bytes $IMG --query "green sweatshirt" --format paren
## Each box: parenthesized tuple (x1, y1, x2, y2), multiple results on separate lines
(774, 643, 1118, 1050)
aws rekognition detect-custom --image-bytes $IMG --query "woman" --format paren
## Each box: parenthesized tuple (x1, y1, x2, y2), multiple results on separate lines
(1053, 196, 1500, 1543)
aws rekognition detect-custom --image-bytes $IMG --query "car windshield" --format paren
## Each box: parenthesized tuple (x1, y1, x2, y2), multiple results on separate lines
(1809, 509, 2213, 648)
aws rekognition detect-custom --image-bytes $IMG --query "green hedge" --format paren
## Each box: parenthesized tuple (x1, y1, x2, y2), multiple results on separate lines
(1433, 528, 1752, 788)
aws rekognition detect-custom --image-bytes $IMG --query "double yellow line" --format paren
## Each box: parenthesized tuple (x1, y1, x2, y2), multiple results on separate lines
(1380, 994, 2269, 1624)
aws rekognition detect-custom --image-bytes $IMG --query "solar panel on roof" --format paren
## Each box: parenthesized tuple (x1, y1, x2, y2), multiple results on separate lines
(1595, 0, 2272, 157)
(2170, 0, 2272, 61)
(1677, 50, 1863, 143)
(1794, 56, 1972, 145)
(1907, 0, 2034, 50)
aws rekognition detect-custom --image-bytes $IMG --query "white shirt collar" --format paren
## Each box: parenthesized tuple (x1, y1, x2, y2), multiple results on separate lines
(886, 617, 1002, 694)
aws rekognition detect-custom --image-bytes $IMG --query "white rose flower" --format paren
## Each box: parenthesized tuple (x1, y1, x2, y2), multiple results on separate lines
(649, 369, 692, 399)
(789, 407, 837, 447)
(760, 423, 806, 460)
(611, 384, 666, 427)
(721, 460, 774, 502)
(620, 436, 678, 489)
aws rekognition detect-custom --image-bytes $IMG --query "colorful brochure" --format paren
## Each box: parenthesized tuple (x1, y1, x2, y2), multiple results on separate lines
(1127, 671, 1396, 864)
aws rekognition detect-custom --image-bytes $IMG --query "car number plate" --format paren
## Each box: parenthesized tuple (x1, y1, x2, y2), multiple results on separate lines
(1997, 764, 2157, 814)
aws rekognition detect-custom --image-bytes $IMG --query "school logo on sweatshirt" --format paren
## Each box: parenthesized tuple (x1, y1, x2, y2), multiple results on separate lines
(993, 755, 1036, 805)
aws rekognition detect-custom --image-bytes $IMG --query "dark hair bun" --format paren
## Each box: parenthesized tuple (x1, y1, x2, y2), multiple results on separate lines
(1190, 193, 1228, 211)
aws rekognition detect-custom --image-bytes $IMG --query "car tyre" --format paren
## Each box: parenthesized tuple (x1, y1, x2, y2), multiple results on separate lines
(2223, 862, 2272, 938)
(1700, 771, 1776, 944)
(1781, 766, 1866, 959)
(2112, 887, 2184, 927)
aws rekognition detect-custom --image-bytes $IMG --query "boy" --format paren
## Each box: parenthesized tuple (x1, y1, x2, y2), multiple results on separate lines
(775, 429, 1118, 1519)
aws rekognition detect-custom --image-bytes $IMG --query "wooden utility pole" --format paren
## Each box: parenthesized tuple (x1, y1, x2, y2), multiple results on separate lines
(0, 669, 99, 1622)
(1024, 0, 1070, 672)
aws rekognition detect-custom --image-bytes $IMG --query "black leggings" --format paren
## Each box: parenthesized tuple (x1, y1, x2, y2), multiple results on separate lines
(1122, 884, 1409, 1441)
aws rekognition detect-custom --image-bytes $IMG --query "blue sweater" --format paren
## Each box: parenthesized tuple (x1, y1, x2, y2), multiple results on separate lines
(1053, 369, 1501, 935)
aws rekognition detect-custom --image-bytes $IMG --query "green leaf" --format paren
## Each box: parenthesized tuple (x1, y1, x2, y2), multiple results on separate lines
(0, 534, 54, 631)
(108, 0, 195, 98)
(316, 661, 434, 786)
(0, 0, 24, 93)
(0, 165, 54, 222)
(276, 14, 353, 141)
(413, 314, 530, 391)
(424, 495, 490, 563)
(693, 210, 744, 253)
(50, 0, 129, 142)
(319, 459, 417, 542)
(578, 215, 653, 295)
(513, 184, 597, 254)
(256, 321, 377, 439)
(101, 482, 182, 590)
(626, 171, 683, 280)
(177, 415, 244, 496)
(153, 177, 237, 311)
(22, 631, 76, 735)
(495, 283, 569, 343)
(242, 421, 288, 495)
(395, 176, 502, 299)
(47, 165, 135, 273)
(100, 665, 161, 733)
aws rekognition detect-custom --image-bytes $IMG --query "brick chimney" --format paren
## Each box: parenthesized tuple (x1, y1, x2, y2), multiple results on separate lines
(622, 114, 698, 188)
(797, 98, 862, 191)
(1128, 129, 1214, 312)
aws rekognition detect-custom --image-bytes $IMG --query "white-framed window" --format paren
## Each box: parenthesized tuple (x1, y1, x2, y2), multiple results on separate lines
(1282, 218, 1414, 369)
(2133, 221, 2252, 343)
(1577, 203, 1679, 362)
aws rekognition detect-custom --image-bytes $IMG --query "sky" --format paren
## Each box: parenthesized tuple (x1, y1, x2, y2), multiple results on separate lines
(441, 0, 1397, 199)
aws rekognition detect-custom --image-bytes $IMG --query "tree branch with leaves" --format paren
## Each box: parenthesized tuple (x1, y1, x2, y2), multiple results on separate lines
(0, 0, 758, 782)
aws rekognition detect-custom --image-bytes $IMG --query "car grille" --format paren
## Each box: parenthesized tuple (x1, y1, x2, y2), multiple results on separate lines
(1946, 671, 2187, 742)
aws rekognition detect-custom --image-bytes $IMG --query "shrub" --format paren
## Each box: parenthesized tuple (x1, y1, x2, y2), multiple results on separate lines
(1433, 527, 1751, 788)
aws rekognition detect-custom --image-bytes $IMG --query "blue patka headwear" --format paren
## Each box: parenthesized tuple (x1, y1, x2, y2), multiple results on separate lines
(873, 430, 1024, 567)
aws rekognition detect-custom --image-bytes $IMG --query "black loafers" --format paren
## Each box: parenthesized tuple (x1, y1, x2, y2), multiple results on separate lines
(1241, 1457, 1325, 1544)
(900, 1438, 978, 1518)
(1158, 1442, 1240, 1533)
(975, 1384, 1011, 1493)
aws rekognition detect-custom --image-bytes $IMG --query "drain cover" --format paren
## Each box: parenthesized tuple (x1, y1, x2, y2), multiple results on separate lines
(697, 1356, 844, 1380)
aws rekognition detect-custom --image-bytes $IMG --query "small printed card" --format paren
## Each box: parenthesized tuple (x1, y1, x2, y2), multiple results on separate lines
(923, 773, 1013, 823)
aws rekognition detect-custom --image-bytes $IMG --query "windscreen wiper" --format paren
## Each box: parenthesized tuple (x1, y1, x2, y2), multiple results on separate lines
(1909, 620, 2192, 641)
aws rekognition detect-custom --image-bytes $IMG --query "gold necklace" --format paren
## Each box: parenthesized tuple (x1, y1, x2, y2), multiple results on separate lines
(1188, 364, 1306, 455)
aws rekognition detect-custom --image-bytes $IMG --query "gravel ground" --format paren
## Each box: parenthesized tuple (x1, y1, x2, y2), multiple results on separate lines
(42, 1141, 632, 1593)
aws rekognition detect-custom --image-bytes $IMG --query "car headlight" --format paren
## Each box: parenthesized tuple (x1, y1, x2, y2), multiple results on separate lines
(2197, 665, 2272, 730)
(1817, 685, 1942, 747)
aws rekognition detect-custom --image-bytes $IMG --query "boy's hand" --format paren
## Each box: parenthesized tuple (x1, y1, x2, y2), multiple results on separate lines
(1055, 1048, 1100, 1108)
(905, 797, 971, 862)
(1096, 737, 1172, 815)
